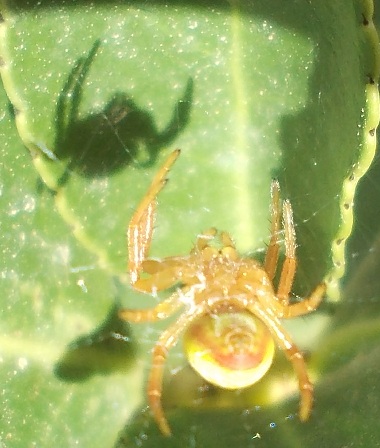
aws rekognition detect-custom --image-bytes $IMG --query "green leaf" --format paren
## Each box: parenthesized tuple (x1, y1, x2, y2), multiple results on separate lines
(0, 1, 379, 447)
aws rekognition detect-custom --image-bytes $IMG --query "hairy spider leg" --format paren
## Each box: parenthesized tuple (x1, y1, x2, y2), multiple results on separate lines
(249, 301, 313, 421)
(147, 303, 207, 436)
(262, 180, 298, 305)
(119, 148, 326, 435)
(119, 290, 184, 322)
(255, 280, 325, 323)
(276, 199, 297, 305)
(128, 149, 181, 284)
(264, 180, 281, 280)
(279, 283, 326, 318)
(147, 287, 325, 436)
(262, 191, 326, 315)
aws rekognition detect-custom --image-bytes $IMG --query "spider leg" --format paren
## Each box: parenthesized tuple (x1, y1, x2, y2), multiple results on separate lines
(147, 304, 206, 436)
(134, 266, 183, 293)
(249, 302, 313, 421)
(286, 346, 313, 421)
(264, 180, 281, 280)
(128, 149, 181, 284)
(119, 290, 184, 322)
(279, 283, 326, 318)
(276, 199, 297, 305)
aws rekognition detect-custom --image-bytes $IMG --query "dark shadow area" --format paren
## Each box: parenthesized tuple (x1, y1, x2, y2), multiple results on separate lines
(54, 40, 193, 183)
(3, 1, 361, 41)
(54, 303, 136, 382)
(6, 99, 16, 119)
(272, 6, 368, 296)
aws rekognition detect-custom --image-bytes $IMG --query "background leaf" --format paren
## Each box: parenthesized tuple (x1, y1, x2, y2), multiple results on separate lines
(0, 1, 379, 447)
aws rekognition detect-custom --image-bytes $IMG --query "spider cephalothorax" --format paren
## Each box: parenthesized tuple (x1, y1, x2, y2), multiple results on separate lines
(119, 149, 325, 436)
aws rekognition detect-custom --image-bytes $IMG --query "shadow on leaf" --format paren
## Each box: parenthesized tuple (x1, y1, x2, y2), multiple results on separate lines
(54, 40, 193, 183)
(54, 303, 136, 382)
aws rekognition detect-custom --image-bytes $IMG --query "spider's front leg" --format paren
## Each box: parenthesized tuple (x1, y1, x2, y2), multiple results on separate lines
(128, 149, 180, 285)
(277, 198, 297, 305)
(263, 180, 297, 305)
(264, 180, 281, 280)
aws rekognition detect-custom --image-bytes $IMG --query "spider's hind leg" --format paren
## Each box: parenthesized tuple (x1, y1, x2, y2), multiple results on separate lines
(147, 303, 206, 436)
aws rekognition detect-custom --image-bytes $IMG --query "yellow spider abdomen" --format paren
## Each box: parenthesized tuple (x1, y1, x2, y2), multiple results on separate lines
(183, 311, 275, 390)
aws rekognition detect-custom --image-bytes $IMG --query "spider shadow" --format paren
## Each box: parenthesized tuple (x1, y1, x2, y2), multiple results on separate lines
(54, 302, 136, 382)
(54, 40, 193, 185)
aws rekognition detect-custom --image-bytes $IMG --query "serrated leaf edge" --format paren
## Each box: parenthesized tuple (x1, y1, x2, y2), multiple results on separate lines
(325, 0, 380, 301)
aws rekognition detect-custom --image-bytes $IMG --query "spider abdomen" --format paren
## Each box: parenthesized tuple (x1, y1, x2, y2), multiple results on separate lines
(183, 311, 275, 390)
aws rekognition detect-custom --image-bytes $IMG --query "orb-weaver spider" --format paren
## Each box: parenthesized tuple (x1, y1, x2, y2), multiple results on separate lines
(119, 149, 325, 436)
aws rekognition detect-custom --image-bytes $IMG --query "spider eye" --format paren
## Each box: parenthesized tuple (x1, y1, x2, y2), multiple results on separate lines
(183, 311, 275, 390)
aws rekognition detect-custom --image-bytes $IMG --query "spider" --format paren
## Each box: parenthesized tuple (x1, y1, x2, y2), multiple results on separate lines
(119, 149, 326, 436)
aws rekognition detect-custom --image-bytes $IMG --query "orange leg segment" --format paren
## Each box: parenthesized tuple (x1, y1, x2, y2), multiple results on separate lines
(281, 283, 326, 318)
(264, 180, 281, 280)
(147, 304, 206, 436)
(128, 149, 181, 284)
(276, 199, 297, 305)
(287, 348, 313, 421)
(119, 291, 183, 323)
(250, 302, 314, 421)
